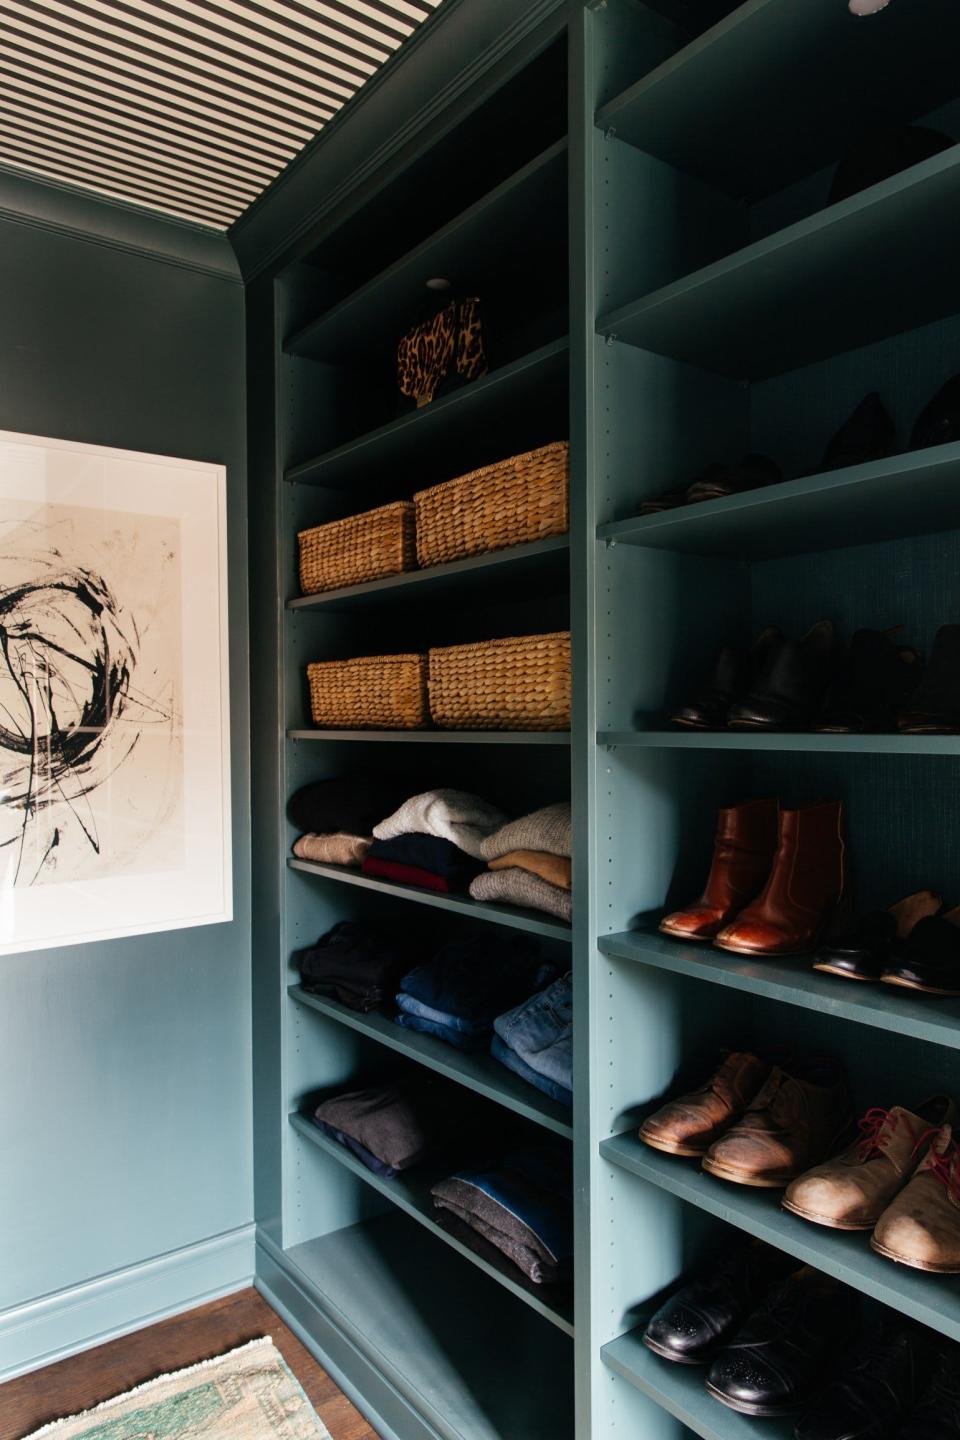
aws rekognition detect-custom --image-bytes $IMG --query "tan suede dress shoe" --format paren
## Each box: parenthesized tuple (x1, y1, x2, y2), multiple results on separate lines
(638, 1052, 770, 1158)
(701, 1060, 851, 1188)
(872, 1124, 960, 1272)
(782, 1097, 956, 1230)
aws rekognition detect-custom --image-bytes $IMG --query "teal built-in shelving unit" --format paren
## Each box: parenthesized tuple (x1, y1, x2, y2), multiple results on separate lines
(248, 2, 960, 1436)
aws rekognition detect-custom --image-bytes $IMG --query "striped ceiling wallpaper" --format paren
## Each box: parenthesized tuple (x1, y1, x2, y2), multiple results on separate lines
(0, 0, 443, 230)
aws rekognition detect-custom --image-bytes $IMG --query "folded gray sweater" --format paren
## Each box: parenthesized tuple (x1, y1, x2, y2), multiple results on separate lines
(480, 802, 571, 861)
(470, 866, 572, 923)
(372, 788, 509, 860)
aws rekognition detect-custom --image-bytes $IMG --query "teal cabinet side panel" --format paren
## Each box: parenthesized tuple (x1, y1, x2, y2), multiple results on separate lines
(0, 213, 251, 1323)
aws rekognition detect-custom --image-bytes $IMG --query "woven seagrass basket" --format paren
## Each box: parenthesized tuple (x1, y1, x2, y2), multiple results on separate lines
(428, 630, 571, 731)
(413, 441, 569, 569)
(298, 501, 415, 595)
(307, 653, 428, 729)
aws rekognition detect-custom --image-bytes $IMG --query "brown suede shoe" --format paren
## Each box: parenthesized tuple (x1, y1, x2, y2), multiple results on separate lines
(701, 1060, 851, 1188)
(782, 1096, 956, 1230)
(872, 1124, 960, 1272)
(639, 1052, 770, 1158)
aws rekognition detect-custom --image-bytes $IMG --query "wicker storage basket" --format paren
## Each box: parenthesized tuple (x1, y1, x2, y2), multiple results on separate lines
(428, 631, 571, 731)
(298, 501, 415, 595)
(413, 441, 569, 568)
(307, 653, 428, 729)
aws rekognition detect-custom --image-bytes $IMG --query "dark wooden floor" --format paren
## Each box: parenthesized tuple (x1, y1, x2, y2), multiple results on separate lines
(0, 1288, 380, 1440)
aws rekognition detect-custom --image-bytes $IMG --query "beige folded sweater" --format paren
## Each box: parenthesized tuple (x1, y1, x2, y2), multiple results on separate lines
(292, 833, 372, 867)
(470, 867, 572, 923)
(480, 802, 571, 861)
(373, 788, 509, 859)
(489, 849, 571, 890)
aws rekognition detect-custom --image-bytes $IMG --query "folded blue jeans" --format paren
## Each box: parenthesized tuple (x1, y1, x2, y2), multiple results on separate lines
(396, 991, 489, 1036)
(395, 1009, 489, 1053)
(491, 1033, 572, 1107)
(493, 973, 572, 1089)
(399, 930, 556, 1029)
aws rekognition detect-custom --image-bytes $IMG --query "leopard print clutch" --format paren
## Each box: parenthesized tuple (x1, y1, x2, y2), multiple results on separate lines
(397, 297, 487, 409)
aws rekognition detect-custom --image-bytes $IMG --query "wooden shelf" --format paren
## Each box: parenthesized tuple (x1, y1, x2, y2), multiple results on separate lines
(284, 338, 568, 491)
(287, 535, 569, 613)
(601, 1132, 960, 1342)
(273, 1213, 573, 1440)
(599, 731, 960, 756)
(289, 727, 571, 744)
(599, 442, 960, 560)
(287, 858, 572, 941)
(289, 985, 573, 1139)
(597, 147, 960, 380)
(285, 141, 567, 363)
(290, 1112, 575, 1335)
(600, 929, 960, 1052)
(601, 1326, 792, 1440)
(596, 0, 960, 200)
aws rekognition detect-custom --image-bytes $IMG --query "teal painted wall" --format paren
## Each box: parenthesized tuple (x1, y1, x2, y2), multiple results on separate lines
(0, 205, 251, 1355)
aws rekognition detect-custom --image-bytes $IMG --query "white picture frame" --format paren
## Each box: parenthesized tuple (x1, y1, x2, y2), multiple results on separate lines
(0, 430, 232, 954)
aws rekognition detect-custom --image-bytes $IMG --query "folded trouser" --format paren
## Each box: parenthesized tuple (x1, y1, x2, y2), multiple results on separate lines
(395, 992, 489, 1035)
(491, 1033, 572, 1107)
(394, 1010, 489, 1053)
(493, 974, 572, 1088)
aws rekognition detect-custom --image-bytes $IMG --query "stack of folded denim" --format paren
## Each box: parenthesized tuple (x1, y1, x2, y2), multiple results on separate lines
(471, 803, 573, 922)
(492, 973, 573, 1108)
(431, 1149, 572, 1285)
(312, 1081, 449, 1178)
(289, 774, 410, 868)
(362, 833, 483, 893)
(394, 932, 557, 1051)
(298, 920, 414, 1013)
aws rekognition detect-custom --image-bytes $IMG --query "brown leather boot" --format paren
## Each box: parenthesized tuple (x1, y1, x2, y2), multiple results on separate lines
(701, 1059, 851, 1188)
(872, 1124, 960, 1272)
(660, 798, 779, 942)
(714, 800, 846, 957)
(639, 1052, 771, 1157)
(782, 1096, 957, 1230)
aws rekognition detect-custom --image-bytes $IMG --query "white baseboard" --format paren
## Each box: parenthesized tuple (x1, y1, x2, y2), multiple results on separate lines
(0, 1224, 256, 1382)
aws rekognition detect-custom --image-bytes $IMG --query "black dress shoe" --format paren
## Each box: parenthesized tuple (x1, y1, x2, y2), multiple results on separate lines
(898, 626, 960, 733)
(910, 374, 960, 452)
(898, 1351, 960, 1440)
(728, 620, 844, 731)
(642, 1241, 796, 1365)
(706, 1267, 857, 1418)
(671, 626, 781, 729)
(794, 1324, 939, 1440)
(882, 908, 960, 996)
(685, 453, 782, 503)
(814, 891, 941, 982)
(815, 629, 922, 733)
(821, 395, 897, 474)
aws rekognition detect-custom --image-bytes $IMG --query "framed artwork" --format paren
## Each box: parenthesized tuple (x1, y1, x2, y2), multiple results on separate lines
(0, 431, 231, 954)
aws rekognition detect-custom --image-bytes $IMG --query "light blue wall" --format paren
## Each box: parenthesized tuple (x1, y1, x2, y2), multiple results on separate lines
(0, 195, 252, 1374)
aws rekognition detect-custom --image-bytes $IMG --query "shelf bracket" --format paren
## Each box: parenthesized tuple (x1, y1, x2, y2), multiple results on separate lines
(603, 126, 617, 142)
(603, 332, 618, 348)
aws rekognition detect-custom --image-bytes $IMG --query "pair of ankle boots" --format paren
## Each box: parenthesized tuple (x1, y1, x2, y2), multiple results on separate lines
(660, 797, 845, 957)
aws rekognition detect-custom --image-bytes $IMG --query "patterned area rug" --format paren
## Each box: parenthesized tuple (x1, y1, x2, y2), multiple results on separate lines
(21, 1338, 333, 1440)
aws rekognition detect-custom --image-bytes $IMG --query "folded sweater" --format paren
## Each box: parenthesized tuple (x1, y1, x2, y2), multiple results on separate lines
(431, 1155, 572, 1285)
(470, 867, 572, 923)
(480, 802, 571, 861)
(367, 833, 482, 883)
(314, 1084, 441, 1171)
(373, 788, 509, 859)
(292, 832, 371, 866)
(489, 849, 571, 890)
(288, 775, 410, 838)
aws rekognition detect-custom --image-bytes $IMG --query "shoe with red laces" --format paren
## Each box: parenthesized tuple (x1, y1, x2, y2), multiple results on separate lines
(898, 1350, 960, 1439)
(872, 1123, 960, 1272)
(782, 1097, 956, 1230)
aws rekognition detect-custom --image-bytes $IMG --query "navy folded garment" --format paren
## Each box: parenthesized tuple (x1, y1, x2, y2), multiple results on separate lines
(399, 931, 557, 1030)
(311, 1117, 399, 1178)
(491, 1033, 572, 1108)
(367, 833, 483, 883)
(395, 1007, 489, 1053)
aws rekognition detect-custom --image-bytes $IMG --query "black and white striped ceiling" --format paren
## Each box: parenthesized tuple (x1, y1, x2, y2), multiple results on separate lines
(0, 0, 443, 230)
